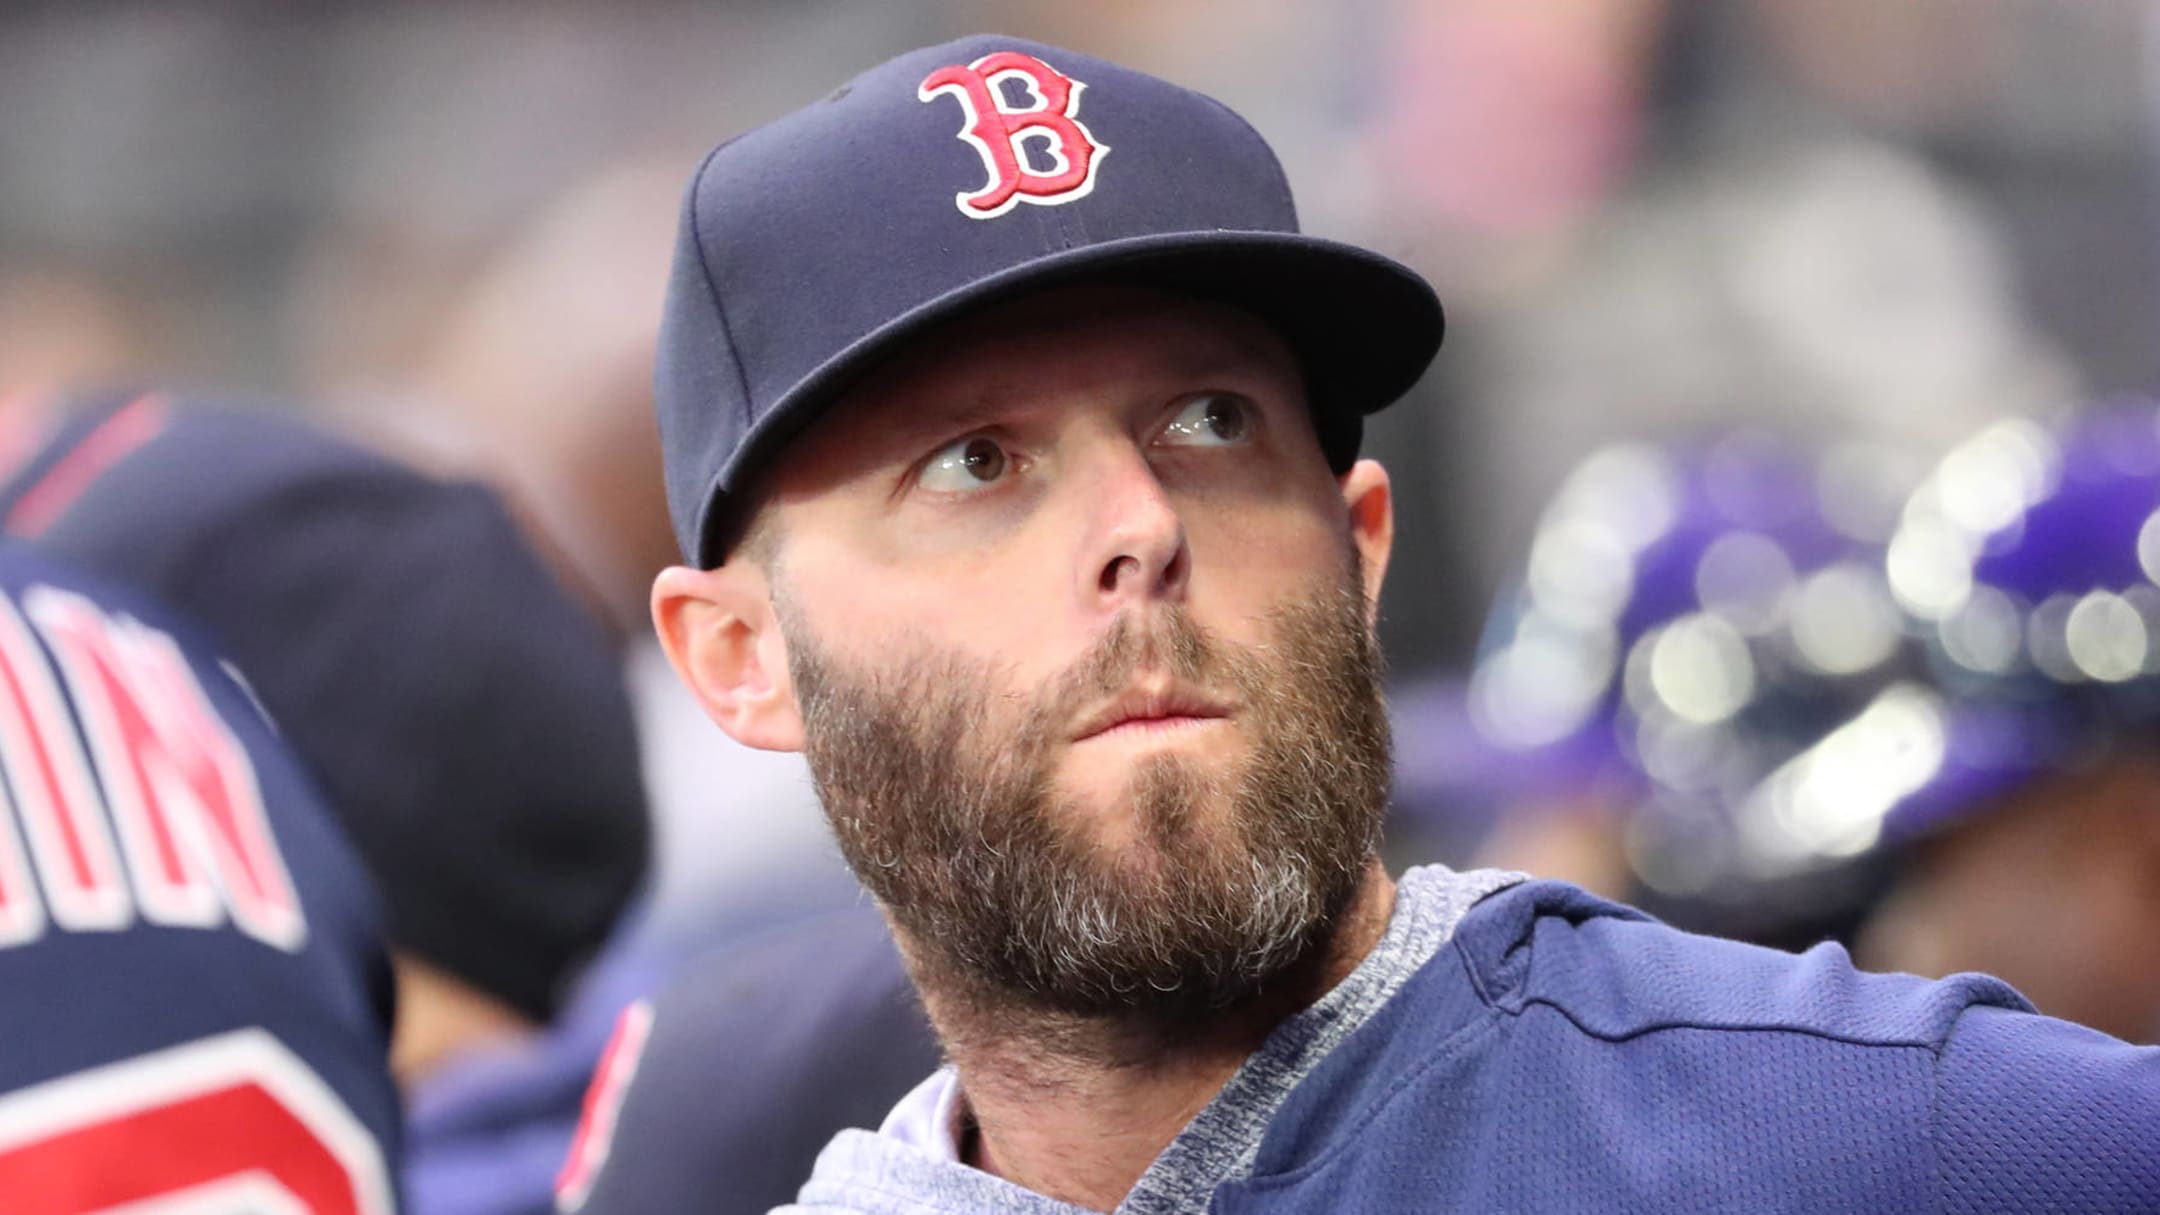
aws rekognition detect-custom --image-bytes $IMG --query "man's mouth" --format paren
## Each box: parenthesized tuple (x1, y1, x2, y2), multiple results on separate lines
(1072, 681, 1232, 742)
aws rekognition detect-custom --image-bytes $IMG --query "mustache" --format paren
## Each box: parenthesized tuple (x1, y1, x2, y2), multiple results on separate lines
(1014, 606, 1231, 746)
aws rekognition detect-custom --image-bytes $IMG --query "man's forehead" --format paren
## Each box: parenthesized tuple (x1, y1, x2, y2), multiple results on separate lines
(828, 285, 1302, 438)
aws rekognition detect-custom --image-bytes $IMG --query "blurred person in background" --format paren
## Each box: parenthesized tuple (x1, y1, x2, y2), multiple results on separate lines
(1454, 430, 1921, 947)
(554, 906, 938, 1215)
(1849, 405, 2160, 1043)
(0, 392, 651, 1208)
(1576, 403, 2160, 1045)
(356, 164, 916, 1215)
(0, 256, 182, 394)
(1372, 0, 2097, 658)
(395, 160, 681, 635)
(0, 539, 402, 1213)
(384, 161, 981, 1215)
(0, 392, 651, 1080)
(1740, 403, 2160, 1043)
(375, 160, 853, 951)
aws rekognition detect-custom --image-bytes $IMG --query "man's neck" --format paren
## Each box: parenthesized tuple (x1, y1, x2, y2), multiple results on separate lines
(906, 862, 1398, 1213)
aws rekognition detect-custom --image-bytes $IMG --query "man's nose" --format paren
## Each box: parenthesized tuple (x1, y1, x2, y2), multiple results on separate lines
(1076, 443, 1191, 613)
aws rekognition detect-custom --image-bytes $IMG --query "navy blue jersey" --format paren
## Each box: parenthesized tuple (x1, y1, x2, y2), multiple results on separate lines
(761, 877, 2160, 1213)
(558, 905, 938, 1215)
(0, 540, 401, 1214)
(1222, 881, 2160, 1213)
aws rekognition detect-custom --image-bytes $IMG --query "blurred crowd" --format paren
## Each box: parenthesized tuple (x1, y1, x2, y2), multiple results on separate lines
(5, 1, 2160, 1212)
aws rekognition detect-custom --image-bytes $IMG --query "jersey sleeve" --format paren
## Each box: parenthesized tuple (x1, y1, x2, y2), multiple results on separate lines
(1934, 1002, 2160, 1213)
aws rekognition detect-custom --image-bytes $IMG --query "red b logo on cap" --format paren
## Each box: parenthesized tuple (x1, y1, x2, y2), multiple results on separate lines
(918, 52, 1110, 220)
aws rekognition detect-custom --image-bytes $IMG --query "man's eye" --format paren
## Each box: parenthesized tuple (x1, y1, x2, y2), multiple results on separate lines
(1160, 393, 1254, 447)
(919, 435, 1012, 492)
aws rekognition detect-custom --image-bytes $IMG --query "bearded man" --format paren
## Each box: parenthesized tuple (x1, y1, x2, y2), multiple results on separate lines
(644, 35, 2160, 1215)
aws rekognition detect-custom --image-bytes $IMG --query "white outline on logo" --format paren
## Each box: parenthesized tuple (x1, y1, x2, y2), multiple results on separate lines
(0, 1028, 395, 1215)
(918, 54, 1110, 220)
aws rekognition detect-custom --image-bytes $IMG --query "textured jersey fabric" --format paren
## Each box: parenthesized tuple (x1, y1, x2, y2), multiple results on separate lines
(780, 864, 1527, 1214)
(1224, 880, 2160, 1213)
(785, 875, 2160, 1214)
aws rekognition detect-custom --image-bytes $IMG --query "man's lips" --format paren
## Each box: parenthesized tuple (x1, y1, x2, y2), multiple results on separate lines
(1072, 682, 1232, 743)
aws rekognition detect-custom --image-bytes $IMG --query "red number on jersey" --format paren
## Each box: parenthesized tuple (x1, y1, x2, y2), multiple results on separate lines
(0, 1028, 395, 1214)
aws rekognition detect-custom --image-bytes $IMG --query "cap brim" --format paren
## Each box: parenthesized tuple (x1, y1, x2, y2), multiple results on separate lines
(696, 230, 1443, 566)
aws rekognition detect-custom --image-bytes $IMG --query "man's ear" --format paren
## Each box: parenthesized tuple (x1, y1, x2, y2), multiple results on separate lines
(1340, 459, 1394, 624)
(651, 563, 805, 752)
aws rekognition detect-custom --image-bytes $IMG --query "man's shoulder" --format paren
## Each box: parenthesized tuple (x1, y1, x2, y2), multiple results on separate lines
(1455, 878, 2030, 1048)
(1233, 879, 2160, 1213)
(1257, 878, 2027, 1156)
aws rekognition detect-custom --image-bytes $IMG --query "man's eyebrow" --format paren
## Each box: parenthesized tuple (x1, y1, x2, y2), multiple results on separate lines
(1161, 327, 1301, 386)
(872, 393, 1018, 455)
(863, 334, 1294, 453)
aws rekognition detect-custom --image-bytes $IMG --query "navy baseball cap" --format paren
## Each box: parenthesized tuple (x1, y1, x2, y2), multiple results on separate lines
(657, 34, 1445, 567)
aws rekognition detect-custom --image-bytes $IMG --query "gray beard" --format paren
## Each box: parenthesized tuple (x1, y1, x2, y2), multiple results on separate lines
(782, 570, 1391, 1028)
